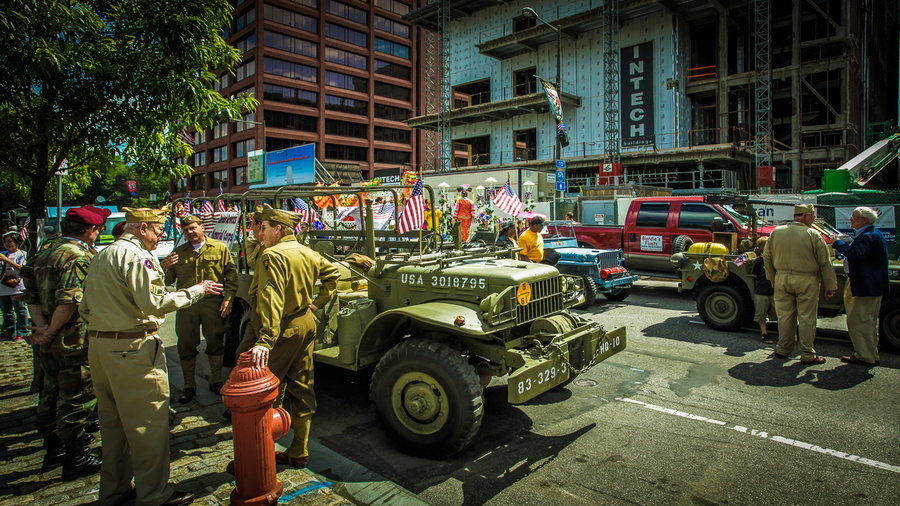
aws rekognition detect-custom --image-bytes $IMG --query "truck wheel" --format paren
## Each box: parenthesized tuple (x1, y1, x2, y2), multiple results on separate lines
(880, 298, 900, 352)
(604, 286, 632, 301)
(573, 275, 597, 309)
(370, 339, 484, 458)
(697, 284, 750, 331)
(672, 235, 693, 254)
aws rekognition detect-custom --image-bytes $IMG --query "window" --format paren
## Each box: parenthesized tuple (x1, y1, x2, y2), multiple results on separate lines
(325, 22, 367, 48)
(264, 110, 317, 132)
(374, 81, 409, 101)
(235, 33, 256, 53)
(194, 151, 207, 166)
(513, 128, 536, 160)
(233, 166, 247, 186)
(374, 103, 409, 121)
(326, 0, 366, 24)
(374, 59, 409, 80)
(514, 67, 537, 96)
(374, 149, 410, 164)
(214, 73, 229, 92)
(190, 173, 206, 190)
(325, 47, 367, 70)
(211, 169, 228, 188)
(235, 60, 255, 81)
(374, 15, 409, 38)
(235, 8, 255, 31)
(264, 84, 318, 106)
(678, 204, 724, 230)
(325, 143, 367, 161)
(374, 37, 409, 59)
(375, 0, 409, 15)
(265, 57, 317, 82)
(635, 203, 670, 228)
(264, 4, 317, 33)
(513, 15, 536, 33)
(287, 0, 317, 7)
(234, 86, 255, 99)
(212, 145, 228, 163)
(213, 123, 229, 139)
(325, 119, 367, 138)
(194, 131, 207, 145)
(264, 31, 317, 58)
(234, 138, 256, 158)
(374, 126, 409, 143)
(176, 177, 188, 192)
(266, 138, 303, 151)
(236, 112, 257, 132)
(325, 70, 368, 92)
(325, 94, 367, 115)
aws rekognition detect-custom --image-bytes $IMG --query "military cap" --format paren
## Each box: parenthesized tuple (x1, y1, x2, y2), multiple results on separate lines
(65, 205, 112, 226)
(180, 214, 202, 227)
(793, 204, 815, 215)
(123, 206, 169, 224)
(260, 208, 302, 228)
(253, 203, 273, 221)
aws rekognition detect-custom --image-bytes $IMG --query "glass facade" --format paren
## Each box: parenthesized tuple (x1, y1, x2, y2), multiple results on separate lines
(326, 70, 368, 92)
(325, 95, 367, 115)
(264, 84, 318, 106)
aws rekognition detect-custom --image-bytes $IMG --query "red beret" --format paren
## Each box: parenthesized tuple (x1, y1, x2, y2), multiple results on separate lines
(65, 206, 112, 226)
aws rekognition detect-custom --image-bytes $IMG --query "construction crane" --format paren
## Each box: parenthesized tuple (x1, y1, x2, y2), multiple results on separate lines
(811, 132, 900, 193)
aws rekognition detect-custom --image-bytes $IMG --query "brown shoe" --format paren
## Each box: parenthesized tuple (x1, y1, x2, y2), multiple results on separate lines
(275, 452, 309, 468)
(800, 356, 826, 365)
(176, 387, 196, 404)
(839, 355, 877, 366)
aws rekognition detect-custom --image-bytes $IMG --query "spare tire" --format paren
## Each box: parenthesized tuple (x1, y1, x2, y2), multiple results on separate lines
(672, 235, 694, 254)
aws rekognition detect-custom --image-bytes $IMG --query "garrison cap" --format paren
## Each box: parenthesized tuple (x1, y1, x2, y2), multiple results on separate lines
(180, 214, 202, 227)
(260, 208, 302, 228)
(65, 206, 111, 226)
(793, 204, 815, 215)
(253, 203, 273, 222)
(123, 206, 169, 224)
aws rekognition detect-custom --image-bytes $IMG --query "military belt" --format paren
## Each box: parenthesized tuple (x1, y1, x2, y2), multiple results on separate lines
(88, 330, 157, 339)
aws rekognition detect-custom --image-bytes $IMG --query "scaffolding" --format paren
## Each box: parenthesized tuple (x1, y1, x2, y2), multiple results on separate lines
(422, 1, 452, 173)
(753, 0, 772, 168)
(603, 0, 621, 168)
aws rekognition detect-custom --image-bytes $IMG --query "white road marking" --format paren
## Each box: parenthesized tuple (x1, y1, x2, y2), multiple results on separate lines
(617, 398, 900, 474)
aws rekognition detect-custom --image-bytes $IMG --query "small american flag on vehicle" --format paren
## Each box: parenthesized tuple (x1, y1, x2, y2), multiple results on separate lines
(493, 178, 523, 217)
(200, 200, 215, 233)
(293, 197, 321, 227)
(396, 179, 424, 235)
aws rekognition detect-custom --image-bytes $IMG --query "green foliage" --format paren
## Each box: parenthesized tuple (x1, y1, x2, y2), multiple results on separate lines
(0, 0, 258, 219)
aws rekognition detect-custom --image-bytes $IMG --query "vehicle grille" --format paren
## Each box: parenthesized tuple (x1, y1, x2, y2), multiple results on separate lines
(597, 251, 621, 270)
(515, 276, 563, 324)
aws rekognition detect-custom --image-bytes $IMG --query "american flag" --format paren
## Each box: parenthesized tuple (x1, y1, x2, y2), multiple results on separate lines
(372, 202, 395, 231)
(19, 216, 29, 241)
(178, 128, 194, 145)
(200, 200, 216, 233)
(293, 197, 320, 224)
(216, 199, 227, 214)
(493, 178, 523, 217)
(396, 179, 424, 235)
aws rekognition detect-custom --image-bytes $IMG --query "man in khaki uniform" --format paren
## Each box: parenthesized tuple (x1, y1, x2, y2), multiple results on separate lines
(162, 214, 237, 402)
(763, 204, 837, 364)
(82, 207, 223, 506)
(245, 208, 339, 468)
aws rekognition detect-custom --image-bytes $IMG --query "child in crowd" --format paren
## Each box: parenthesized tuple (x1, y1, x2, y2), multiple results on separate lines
(750, 237, 776, 343)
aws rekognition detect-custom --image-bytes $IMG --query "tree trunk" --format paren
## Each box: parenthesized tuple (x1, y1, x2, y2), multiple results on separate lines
(26, 178, 49, 252)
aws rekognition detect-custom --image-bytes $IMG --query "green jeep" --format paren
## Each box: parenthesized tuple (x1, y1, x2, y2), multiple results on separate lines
(195, 185, 626, 457)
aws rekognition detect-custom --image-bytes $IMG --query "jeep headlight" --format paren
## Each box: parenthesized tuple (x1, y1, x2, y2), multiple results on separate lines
(670, 252, 687, 269)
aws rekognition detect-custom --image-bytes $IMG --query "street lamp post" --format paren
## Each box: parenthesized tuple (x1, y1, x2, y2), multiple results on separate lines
(235, 119, 267, 154)
(522, 7, 562, 162)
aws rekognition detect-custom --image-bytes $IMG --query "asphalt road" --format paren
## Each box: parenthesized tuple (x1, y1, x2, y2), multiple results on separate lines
(305, 279, 900, 506)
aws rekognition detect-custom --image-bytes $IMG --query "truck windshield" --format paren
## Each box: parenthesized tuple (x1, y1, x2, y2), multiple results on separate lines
(722, 205, 753, 226)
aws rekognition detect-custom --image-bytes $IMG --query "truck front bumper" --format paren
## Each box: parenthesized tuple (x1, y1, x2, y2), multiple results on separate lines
(506, 322, 626, 404)
(597, 274, 638, 290)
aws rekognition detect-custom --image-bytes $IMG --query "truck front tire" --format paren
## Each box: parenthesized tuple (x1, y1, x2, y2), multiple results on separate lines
(573, 275, 598, 309)
(697, 284, 750, 331)
(880, 297, 900, 352)
(370, 338, 484, 458)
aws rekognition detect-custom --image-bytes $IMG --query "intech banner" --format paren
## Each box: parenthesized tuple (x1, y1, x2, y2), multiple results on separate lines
(620, 41, 655, 147)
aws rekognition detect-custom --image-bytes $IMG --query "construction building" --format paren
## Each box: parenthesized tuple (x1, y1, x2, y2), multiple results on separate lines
(406, 0, 898, 193)
(175, 0, 430, 196)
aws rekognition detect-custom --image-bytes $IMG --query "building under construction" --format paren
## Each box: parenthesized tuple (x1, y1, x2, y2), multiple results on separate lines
(406, 0, 898, 193)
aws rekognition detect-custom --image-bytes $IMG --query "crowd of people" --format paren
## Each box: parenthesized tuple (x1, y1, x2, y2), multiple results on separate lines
(0, 202, 890, 505)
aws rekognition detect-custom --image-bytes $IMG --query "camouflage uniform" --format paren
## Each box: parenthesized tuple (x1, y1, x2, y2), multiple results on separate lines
(23, 237, 95, 443)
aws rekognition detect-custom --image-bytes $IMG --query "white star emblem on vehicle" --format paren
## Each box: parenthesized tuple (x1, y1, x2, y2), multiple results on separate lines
(692, 261, 703, 270)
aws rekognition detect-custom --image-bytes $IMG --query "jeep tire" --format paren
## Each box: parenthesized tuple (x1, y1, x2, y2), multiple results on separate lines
(672, 235, 694, 254)
(697, 284, 750, 331)
(370, 339, 484, 458)
(604, 286, 632, 302)
(573, 275, 597, 309)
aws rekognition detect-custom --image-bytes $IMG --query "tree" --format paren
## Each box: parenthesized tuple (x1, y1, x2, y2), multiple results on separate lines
(0, 0, 257, 245)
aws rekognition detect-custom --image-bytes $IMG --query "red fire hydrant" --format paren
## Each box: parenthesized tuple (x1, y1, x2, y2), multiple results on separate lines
(222, 352, 292, 505)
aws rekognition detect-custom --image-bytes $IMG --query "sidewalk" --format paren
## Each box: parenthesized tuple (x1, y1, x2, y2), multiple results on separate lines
(0, 336, 424, 506)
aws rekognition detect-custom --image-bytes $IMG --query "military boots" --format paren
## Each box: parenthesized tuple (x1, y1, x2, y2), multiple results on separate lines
(41, 433, 65, 471)
(61, 438, 102, 481)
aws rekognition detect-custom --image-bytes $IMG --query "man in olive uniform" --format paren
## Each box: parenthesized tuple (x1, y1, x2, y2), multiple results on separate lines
(246, 208, 340, 468)
(162, 214, 237, 402)
(764, 204, 837, 364)
(24, 206, 108, 479)
(82, 207, 223, 506)
(235, 205, 268, 356)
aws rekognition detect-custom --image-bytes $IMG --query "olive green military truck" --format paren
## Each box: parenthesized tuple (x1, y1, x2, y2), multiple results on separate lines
(188, 185, 626, 457)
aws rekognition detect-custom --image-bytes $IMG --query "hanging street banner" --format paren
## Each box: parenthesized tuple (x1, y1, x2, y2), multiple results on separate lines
(835, 206, 896, 242)
(621, 41, 655, 147)
(540, 78, 569, 148)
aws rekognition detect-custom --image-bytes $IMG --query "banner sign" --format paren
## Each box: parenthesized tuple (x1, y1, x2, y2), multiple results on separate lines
(373, 168, 402, 185)
(252, 143, 315, 188)
(835, 206, 896, 242)
(540, 79, 570, 148)
(620, 42, 655, 147)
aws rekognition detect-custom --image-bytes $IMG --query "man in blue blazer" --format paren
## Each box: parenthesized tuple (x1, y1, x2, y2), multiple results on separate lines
(832, 207, 889, 365)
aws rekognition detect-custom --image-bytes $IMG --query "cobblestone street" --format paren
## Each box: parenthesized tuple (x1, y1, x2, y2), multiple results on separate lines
(0, 338, 359, 506)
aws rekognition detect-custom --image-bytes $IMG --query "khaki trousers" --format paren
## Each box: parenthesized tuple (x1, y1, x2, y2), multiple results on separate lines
(844, 282, 881, 364)
(773, 272, 821, 361)
(176, 296, 226, 386)
(88, 334, 173, 506)
(268, 311, 317, 458)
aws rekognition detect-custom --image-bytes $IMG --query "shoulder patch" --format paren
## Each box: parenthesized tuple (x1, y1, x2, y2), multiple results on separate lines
(144, 259, 154, 269)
